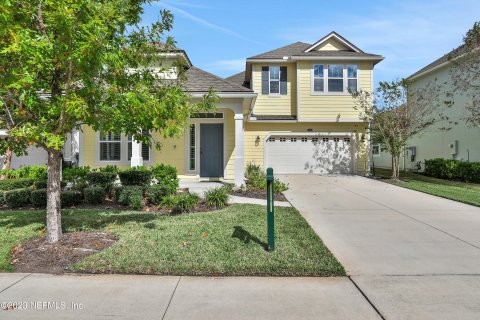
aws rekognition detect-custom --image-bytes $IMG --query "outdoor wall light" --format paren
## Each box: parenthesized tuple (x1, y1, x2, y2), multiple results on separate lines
(255, 135, 260, 146)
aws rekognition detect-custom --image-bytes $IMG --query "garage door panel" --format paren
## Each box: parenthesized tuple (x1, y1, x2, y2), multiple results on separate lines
(265, 136, 352, 174)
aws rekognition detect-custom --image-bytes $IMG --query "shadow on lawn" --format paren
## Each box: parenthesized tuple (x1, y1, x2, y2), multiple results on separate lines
(0, 210, 158, 231)
(232, 226, 268, 251)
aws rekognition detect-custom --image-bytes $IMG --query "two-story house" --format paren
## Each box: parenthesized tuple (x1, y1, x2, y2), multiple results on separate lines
(4, 32, 384, 185)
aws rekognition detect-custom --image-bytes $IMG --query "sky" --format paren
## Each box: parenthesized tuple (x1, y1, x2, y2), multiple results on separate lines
(142, 0, 480, 87)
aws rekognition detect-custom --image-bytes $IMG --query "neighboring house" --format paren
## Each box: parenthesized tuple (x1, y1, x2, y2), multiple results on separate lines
(4, 32, 385, 185)
(372, 44, 480, 171)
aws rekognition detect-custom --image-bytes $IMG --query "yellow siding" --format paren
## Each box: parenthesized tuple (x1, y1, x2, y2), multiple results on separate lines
(251, 63, 297, 116)
(81, 108, 237, 180)
(314, 38, 349, 51)
(244, 122, 369, 174)
(297, 61, 373, 120)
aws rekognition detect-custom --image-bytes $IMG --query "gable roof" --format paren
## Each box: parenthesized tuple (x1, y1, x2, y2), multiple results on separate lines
(247, 33, 383, 61)
(408, 44, 470, 80)
(305, 31, 363, 53)
(224, 71, 249, 88)
(184, 67, 252, 93)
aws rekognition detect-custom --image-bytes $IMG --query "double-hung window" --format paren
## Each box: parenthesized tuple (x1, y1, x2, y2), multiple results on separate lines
(100, 132, 121, 161)
(127, 132, 150, 161)
(328, 64, 344, 92)
(313, 64, 324, 92)
(269, 66, 280, 94)
(347, 65, 358, 92)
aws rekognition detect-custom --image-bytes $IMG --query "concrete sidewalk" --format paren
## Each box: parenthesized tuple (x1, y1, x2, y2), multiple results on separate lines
(282, 175, 480, 320)
(0, 273, 380, 320)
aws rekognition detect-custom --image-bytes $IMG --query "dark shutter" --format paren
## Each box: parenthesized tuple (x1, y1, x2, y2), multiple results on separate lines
(280, 66, 287, 95)
(261, 66, 269, 94)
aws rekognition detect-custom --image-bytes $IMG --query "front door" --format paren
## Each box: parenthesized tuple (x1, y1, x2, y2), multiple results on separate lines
(200, 124, 224, 177)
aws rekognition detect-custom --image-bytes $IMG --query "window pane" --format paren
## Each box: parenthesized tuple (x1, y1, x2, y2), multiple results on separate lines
(348, 79, 357, 92)
(189, 124, 195, 170)
(328, 79, 343, 92)
(314, 65, 323, 78)
(142, 143, 150, 161)
(314, 78, 324, 92)
(270, 80, 280, 94)
(328, 65, 343, 78)
(111, 143, 121, 160)
(372, 145, 380, 155)
(101, 142, 121, 161)
(270, 66, 280, 80)
(347, 65, 357, 78)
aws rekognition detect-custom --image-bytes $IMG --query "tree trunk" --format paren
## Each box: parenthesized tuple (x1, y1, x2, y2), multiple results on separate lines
(1, 148, 12, 180)
(391, 155, 399, 180)
(46, 148, 63, 243)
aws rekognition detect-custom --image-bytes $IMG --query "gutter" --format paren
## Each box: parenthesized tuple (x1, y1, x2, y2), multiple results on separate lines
(190, 92, 257, 98)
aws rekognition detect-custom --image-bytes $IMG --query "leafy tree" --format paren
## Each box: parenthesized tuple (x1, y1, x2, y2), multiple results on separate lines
(448, 21, 480, 127)
(0, 0, 217, 243)
(351, 80, 440, 180)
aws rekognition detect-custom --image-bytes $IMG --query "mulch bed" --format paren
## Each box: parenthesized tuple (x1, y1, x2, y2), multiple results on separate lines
(11, 232, 118, 274)
(230, 189, 288, 202)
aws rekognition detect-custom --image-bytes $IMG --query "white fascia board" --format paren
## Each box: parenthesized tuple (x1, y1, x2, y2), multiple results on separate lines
(246, 59, 290, 63)
(305, 33, 362, 53)
(291, 56, 384, 62)
(190, 92, 257, 98)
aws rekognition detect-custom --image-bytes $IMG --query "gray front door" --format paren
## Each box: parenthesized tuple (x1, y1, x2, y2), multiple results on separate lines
(200, 124, 224, 177)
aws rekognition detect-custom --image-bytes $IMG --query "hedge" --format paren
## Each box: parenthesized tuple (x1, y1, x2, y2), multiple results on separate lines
(117, 186, 144, 209)
(33, 180, 67, 190)
(146, 184, 171, 205)
(61, 190, 82, 207)
(31, 189, 48, 208)
(84, 186, 106, 205)
(5, 188, 32, 208)
(424, 158, 480, 183)
(86, 172, 117, 186)
(150, 164, 178, 194)
(119, 168, 152, 186)
(0, 178, 34, 191)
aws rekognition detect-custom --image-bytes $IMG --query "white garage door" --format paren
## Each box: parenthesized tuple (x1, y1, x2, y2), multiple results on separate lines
(265, 135, 353, 174)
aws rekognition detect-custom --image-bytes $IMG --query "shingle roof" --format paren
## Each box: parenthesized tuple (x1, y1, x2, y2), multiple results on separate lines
(408, 44, 470, 79)
(184, 67, 252, 93)
(224, 71, 248, 88)
(247, 40, 382, 60)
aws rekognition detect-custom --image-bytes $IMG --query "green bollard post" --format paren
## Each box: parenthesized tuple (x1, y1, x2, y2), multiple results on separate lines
(266, 167, 275, 251)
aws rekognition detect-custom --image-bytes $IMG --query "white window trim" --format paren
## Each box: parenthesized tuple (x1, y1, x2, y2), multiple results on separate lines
(372, 144, 381, 157)
(310, 64, 359, 96)
(269, 65, 281, 95)
(99, 132, 122, 162)
(97, 132, 153, 165)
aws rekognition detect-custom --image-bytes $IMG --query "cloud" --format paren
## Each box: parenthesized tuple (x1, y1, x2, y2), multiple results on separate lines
(153, 2, 261, 45)
(275, 0, 480, 82)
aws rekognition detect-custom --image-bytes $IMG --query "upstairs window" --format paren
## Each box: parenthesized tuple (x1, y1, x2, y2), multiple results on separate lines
(328, 64, 344, 92)
(100, 132, 121, 161)
(313, 64, 324, 92)
(261, 66, 287, 95)
(372, 144, 380, 157)
(269, 66, 280, 94)
(347, 65, 358, 92)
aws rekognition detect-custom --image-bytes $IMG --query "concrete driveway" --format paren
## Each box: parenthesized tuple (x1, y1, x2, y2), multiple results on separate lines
(282, 174, 480, 320)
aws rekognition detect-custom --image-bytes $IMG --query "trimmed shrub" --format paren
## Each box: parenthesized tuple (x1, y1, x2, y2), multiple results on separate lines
(63, 166, 91, 185)
(0, 192, 4, 206)
(162, 192, 199, 214)
(70, 182, 88, 198)
(151, 164, 179, 194)
(98, 165, 120, 174)
(33, 180, 67, 190)
(244, 163, 289, 192)
(117, 186, 144, 209)
(5, 188, 32, 208)
(0, 178, 34, 191)
(129, 194, 143, 210)
(119, 167, 152, 186)
(86, 172, 117, 186)
(31, 189, 48, 208)
(204, 187, 229, 209)
(146, 184, 172, 205)
(424, 158, 480, 183)
(61, 190, 82, 207)
(84, 186, 106, 205)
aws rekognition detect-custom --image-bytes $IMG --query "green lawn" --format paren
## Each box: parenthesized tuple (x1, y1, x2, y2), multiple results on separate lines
(0, 204, 344, 276)
(373, 168, 480, 207)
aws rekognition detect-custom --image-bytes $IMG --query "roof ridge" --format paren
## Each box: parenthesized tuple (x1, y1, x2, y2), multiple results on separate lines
(190, 66, 249, 91)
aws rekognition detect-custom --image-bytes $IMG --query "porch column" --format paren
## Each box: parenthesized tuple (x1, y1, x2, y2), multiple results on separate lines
(234, 113, 245, 186)
(130, 139, 143, 167)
